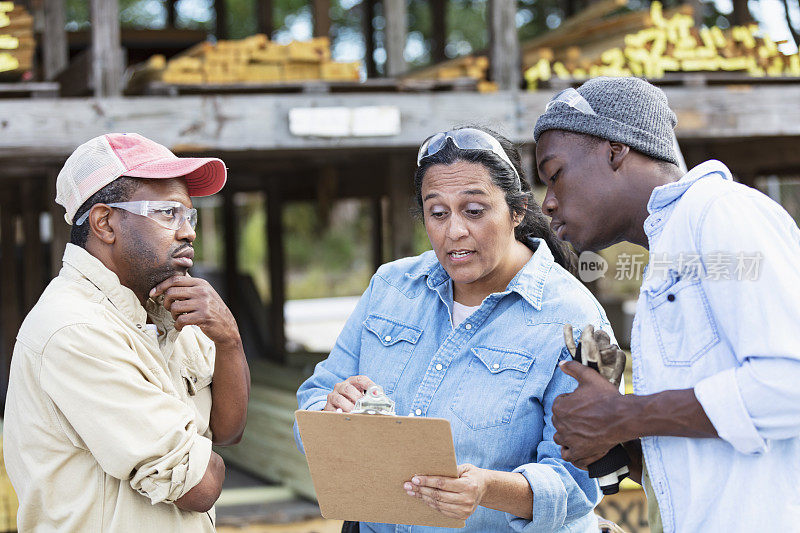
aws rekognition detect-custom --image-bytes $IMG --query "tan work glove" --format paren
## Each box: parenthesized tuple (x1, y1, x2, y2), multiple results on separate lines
(563, 324, 626, 389)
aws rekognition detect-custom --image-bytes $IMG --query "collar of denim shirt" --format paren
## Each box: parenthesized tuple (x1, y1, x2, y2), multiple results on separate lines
(643, 159, 732, 238)
(404, 237, 554, 310)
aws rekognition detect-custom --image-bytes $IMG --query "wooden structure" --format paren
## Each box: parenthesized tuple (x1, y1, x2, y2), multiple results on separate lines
(1, 3, 800, 520)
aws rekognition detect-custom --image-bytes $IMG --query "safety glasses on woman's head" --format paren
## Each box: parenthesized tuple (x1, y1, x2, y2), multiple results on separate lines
(416, 128, 521, 185)
(74, 200, 198, 231)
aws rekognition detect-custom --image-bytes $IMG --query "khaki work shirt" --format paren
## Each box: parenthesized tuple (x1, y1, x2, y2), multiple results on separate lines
(3, 244, 216, 532)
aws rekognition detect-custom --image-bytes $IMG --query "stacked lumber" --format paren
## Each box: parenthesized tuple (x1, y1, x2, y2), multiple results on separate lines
(151, 35, 361, 85)
(0, 1, 34, 76)
(215, 361, 316, 500)
(525, 1, 800, 89)
(404, 55, 498, 93)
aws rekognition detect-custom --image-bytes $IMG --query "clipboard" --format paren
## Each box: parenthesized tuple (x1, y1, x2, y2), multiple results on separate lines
(295, 410, 466, 528)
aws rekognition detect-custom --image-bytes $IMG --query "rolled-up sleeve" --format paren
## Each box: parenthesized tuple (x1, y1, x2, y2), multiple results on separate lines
(693, 191, 800, 455)
(40, 323, 212, 504)
(506, 347, 601, 533)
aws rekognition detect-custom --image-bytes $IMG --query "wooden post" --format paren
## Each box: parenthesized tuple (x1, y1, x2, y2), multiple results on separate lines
(256, 0, 273, 36)
(222, 188, 239, 316)
(431, 0, 447, 64)
(43, 0, 68, 80)
(90, 0, 123, 97)
(312, 0, 331, 38)
(384, 0, 407, 77)
(371, 194, 384, 271)
(362, 0, 377, 78)
(47, 171, 69, 278)
(388, 156, 414, 260)
(20, 180, 43, 312)
(214, 0, 228, 39)
(166, 0, 178, 28)
(266, 179, 285, 359)
(0, 186, 20, 401)
(488, 0, 520, 91)
(731, 0, 753, 26)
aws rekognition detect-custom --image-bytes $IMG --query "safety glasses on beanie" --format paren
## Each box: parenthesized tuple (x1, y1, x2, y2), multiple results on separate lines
(416, 128, 522, 186)
(544, 88, 597, 116)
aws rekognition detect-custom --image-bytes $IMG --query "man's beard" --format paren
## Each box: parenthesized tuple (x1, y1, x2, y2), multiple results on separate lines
(127, 235, 190, 298)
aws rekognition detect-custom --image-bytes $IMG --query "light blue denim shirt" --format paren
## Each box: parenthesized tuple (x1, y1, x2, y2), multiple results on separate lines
(633, 160, 800, 532)
(295, 239, 612, 533)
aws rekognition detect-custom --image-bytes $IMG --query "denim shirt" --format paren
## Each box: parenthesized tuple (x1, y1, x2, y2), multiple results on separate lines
(295, 239, 611, 533)
(633, 160, 800, 532)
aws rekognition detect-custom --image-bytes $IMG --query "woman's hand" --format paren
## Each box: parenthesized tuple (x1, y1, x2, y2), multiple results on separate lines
(323, 375, 376, 412)
(403, 464, 488, 520)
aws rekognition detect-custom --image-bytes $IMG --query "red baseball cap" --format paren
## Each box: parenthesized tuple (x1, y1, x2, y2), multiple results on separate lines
(56, 133, 227, 224)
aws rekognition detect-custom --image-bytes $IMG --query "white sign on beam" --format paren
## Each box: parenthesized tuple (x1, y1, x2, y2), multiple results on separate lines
(289, 106, 401, 138)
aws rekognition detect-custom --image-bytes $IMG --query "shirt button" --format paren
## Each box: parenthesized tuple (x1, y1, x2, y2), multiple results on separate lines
(415, 409, 422, 416)
(408, 412, 415, 417)
(465, 324, 472, 330)
(384, 335, 392, 342)
(435, 364, 443, 371)
(492, 363, 500, 370)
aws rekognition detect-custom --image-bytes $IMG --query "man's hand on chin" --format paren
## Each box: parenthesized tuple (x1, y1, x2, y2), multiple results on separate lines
(150, 275, 241, 347)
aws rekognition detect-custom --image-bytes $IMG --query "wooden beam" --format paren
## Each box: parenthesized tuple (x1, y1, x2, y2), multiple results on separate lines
(312, 0, 331, 38)
(1, 87, 800, 156)
(214, 0, 228, 39)
(43, 0, 68, 80)
(488, 0, 520, 90)
(362, 0, 378, 78)
(384, 0, 407, 77)
(388, 156, 414, 260)
(90, 0, 123, 96)
(431, 0, 447, 64)
(256, 0, 273, 36)
(266, 179, 285, 359)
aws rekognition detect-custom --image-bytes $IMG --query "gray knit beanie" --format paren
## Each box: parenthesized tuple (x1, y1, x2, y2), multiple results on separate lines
(533, 77, 679, 166)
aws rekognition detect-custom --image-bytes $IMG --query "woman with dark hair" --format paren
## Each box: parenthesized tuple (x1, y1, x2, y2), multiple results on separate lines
(295, 126, 615, 532)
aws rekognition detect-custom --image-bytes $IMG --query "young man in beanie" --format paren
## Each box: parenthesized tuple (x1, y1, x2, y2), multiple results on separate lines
(534, 77, 800, 531)
(3, 133, 251, 531)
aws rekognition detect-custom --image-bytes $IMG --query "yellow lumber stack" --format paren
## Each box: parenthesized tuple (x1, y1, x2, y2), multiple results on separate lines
(404, 54, 498, 93)
(158, 35, 361, 85)
(0, 1, 34, 76)
(525, 1, 800, 89)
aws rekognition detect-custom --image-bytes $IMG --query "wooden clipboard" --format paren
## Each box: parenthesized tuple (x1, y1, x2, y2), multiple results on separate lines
(295, 410, 466, 528)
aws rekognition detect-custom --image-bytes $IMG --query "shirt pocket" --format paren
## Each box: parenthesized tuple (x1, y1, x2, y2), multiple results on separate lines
(646, 271, 720, 366)
(361, 314, 422, 394)
(181, 351, 213, 396)
(450, 346, 534, 430)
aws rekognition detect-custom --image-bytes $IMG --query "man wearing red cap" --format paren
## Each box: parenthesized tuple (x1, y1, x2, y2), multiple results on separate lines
(3, 133, 250, 531)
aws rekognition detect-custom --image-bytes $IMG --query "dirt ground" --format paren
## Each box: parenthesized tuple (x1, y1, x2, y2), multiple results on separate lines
(218, 518, 343, 533)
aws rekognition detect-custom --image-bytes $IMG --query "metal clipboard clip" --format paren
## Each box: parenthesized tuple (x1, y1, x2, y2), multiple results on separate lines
(351, 385, 396, 416)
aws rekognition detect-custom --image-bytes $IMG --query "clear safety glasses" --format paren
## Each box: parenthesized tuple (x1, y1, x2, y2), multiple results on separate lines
(416, 128, 521, 184)
(75, 200, 198, 231)
(544, 87, 597, 116)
